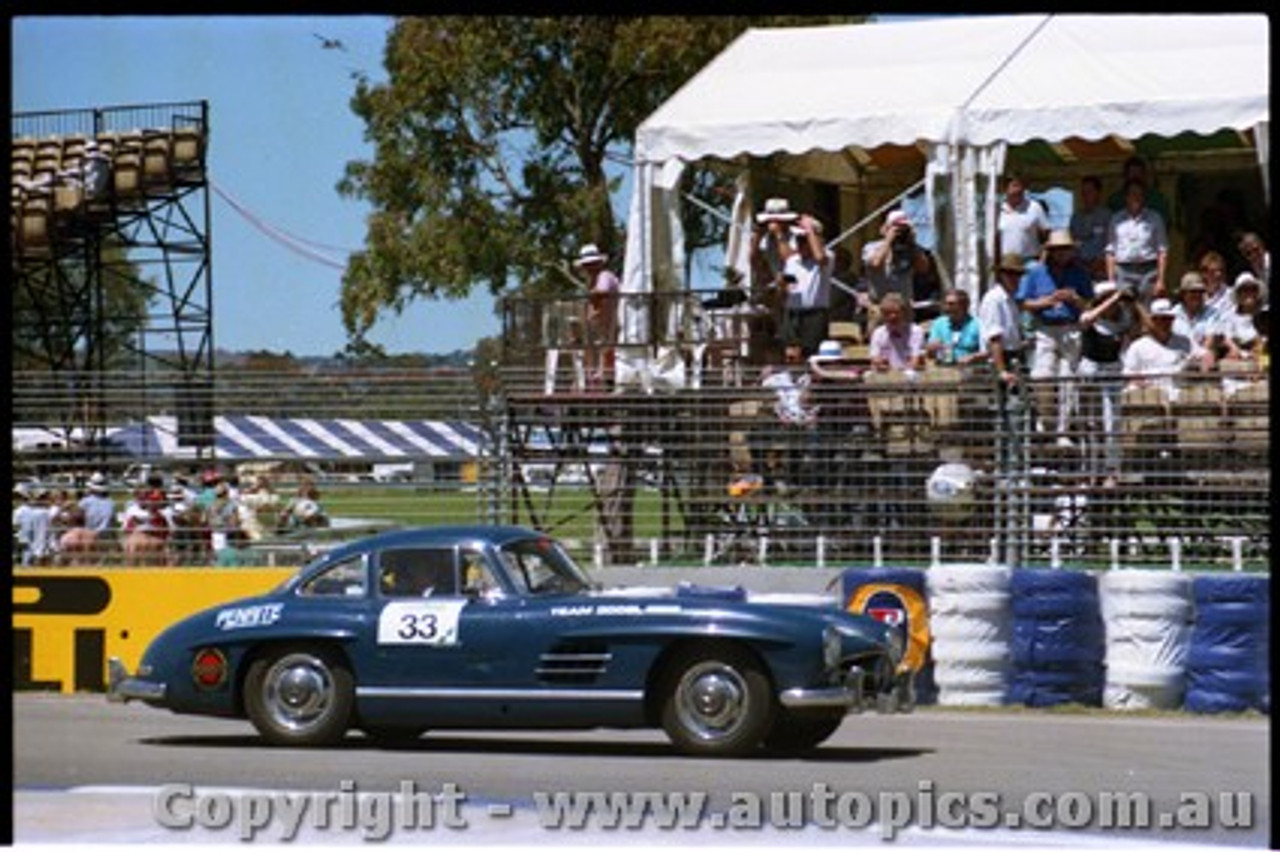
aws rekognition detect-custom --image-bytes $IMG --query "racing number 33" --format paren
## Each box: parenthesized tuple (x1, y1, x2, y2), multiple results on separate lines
(377, 601, 466, 646)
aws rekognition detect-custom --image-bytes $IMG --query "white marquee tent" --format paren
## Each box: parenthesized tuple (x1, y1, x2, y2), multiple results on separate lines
(621, 14, 1269, 314)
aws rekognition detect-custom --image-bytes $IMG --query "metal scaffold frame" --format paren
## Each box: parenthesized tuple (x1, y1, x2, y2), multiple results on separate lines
(12, 100, 214, 457)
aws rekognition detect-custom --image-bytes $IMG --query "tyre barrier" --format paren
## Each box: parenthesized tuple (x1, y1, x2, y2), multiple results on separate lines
(1184, 575, 1269, 714)
(1007, 569, 1104, 707)
(1099, 571, 1193, 711)
(924, 564, 1012, 707)
(842, 567, 935, 705)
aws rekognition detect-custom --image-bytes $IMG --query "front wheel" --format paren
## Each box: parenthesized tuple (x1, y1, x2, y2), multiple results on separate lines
(659, 644, 774, 757)
(244, 645, 354, 747)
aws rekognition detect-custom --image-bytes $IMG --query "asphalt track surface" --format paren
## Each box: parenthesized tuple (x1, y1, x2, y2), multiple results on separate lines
(13, 693, 1269, 848)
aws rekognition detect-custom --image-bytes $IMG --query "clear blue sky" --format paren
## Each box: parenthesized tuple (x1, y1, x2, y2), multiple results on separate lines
(13, 16, 504, 357)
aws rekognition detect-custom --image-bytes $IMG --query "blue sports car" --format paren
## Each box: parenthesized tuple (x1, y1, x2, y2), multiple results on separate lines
(109, 525, 907, 756)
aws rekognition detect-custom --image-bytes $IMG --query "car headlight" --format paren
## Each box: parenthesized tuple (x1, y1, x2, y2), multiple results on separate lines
(823, 626, 842, 671)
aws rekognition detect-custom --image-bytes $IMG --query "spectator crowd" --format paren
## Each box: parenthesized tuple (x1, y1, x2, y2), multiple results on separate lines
(12, 468, 329, 567)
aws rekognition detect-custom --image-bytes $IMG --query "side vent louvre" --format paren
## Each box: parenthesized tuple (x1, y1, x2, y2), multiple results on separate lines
(536, 643, 612, 684)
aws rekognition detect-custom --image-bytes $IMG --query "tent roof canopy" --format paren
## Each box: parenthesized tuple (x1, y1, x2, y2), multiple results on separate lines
(635, 14, 1268, 168)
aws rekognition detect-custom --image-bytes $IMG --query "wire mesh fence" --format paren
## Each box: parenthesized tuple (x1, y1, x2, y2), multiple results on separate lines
(11, 359, 1270, 571)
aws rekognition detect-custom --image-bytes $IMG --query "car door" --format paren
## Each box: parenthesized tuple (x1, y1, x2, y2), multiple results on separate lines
(365, 544, 532, 689)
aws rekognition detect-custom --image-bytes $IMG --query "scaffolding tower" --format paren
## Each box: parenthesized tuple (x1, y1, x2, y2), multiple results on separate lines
(11, 100, 214, 458)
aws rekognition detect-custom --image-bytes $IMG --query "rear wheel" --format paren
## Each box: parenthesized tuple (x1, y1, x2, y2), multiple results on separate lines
(763, 710, 844, 752)
(244, 645, 353, 747)
(659, 644, 774, 757)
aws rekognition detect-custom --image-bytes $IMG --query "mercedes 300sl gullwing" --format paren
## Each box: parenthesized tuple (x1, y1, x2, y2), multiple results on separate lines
(109, 525, 907, 756)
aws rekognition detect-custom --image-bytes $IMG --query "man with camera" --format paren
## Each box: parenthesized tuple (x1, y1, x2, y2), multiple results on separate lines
(862, 209, 934, 327)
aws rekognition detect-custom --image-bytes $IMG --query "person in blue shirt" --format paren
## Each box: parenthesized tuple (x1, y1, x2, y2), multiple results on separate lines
(1016, 229, 1094, 446)
(925, 289, 984, 367)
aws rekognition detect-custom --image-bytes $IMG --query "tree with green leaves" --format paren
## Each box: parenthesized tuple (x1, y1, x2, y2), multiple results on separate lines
(12, 236, 150, 373)
(337, 15, 859, 347)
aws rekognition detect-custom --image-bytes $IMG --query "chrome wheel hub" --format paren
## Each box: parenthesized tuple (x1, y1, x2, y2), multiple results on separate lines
(676, 662, 747, 741)
(264, 654, 332, 731)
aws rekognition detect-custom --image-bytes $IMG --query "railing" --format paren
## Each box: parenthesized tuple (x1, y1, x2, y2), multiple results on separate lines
(10, 363, 1270, 571)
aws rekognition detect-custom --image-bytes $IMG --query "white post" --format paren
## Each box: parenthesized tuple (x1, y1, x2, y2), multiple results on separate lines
(649, 538, 660, 565)
(1049, 538, 1061, 570)
(594, 540, 604, 571)
(989, 537, 999, 565)
(816, 535, 826, 569)
(544, 349, 559, 395)
(758, 535, 769, 565)
(1109, 538, 1120, 571)
(703, 534, 714, 566)
(1230, 537, 1244, 572)
(930, 536, 941, 568)
(1167, 537, 1181, 572)
(872, 536, 883, 568)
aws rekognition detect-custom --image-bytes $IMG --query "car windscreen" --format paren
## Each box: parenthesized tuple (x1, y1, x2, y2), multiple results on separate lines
(498, 537, 592, 596)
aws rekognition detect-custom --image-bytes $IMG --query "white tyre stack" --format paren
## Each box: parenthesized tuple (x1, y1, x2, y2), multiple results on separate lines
(1099, 570, 1193, 710)
(926, 563, 1013, 706)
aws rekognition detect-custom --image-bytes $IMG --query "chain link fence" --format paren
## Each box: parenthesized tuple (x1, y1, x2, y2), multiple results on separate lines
(12, 351, 1268, 571)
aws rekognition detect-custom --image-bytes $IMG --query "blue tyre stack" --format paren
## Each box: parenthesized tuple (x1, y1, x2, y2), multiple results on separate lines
(1185, 575, 1269, 714)
(1007, 569, 1105, 707)
(841, 567, 935, 705)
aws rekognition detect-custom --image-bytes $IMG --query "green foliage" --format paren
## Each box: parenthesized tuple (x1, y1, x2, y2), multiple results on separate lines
(337, 16, 862, 347)
(12, 237, 151, 371)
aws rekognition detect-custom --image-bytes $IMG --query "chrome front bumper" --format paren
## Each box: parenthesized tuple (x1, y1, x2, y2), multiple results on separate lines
(778, 665, 867, 712)
(106, 657, 166, 704)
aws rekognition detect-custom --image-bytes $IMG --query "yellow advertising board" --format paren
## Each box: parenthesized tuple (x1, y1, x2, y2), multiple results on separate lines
(13, 567, 293, 694)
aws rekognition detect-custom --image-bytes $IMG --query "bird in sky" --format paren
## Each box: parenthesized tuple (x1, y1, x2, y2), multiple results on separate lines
(312, 33, 347, 51)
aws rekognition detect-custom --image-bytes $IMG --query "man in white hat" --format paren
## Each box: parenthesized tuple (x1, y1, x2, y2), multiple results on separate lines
(779, 214, 832, 359)
(574, 243, 620, 387)
(862, 208, 931, 311)
(1077, 281, 1140, 483)
(1016, 229, 1094, 445)
(1121, 297, 1211, 398)
(80, 138, 112, 200)
(749, 197, 800, 285)
(978, 253, 1029, 385)
(78, 472, 117, 536)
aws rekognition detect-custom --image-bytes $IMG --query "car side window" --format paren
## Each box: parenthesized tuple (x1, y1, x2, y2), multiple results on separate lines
(460, 548, 500, 597)
(296, 556, 367, 598)
(379, 548, 459, 598)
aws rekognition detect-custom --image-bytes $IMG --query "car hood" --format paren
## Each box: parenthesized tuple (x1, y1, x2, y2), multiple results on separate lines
(592, 583, 836, 609)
